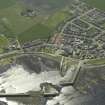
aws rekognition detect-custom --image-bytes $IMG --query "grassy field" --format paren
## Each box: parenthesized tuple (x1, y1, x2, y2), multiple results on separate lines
(0, 0, 16, 9)
(0, 3, 41, 36)
(83, 0, 105, 10)
(86, 58, 105, 65)
(22, 0, 70, 11)
(0, 2, 49, 43)
(0, 35, 9, 47)
(0, 34, 9, 53)
(0, 0, 72, 44)
(45, 9, 71, 28)
(18, 9, 71, 43)
(18, 23, 53, 43)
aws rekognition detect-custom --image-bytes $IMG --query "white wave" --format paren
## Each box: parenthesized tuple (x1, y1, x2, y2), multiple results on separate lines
(0, 98, 19, 105)
(0, 65, 62, 93)
(46, 86, 79, 105)
(0, 64, 63, 105)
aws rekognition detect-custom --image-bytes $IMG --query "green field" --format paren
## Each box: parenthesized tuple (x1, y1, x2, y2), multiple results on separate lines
(18, 23, 53, 43)
(0, 2, 50, 43)
(45, 9, 71, 28)
(86, 58, 105, 65)
(0, 0, 71, 43)
(83, 0, 105, 10)
(0, 35, 9, 47)
(0, 0, 16, 9)
(18, 8, 71, 43)
(24, 0, 70, 11)
(0, 3, 42, 36)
